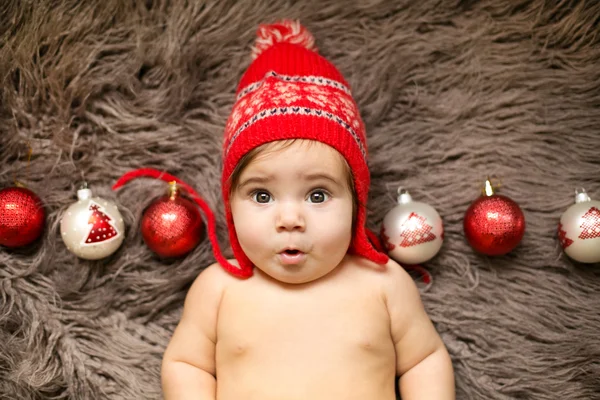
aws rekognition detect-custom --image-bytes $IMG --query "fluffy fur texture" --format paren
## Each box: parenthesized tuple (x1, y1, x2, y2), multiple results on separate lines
(1, 0, 599, 399)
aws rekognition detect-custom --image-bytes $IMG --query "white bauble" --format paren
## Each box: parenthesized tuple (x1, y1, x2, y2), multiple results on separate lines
(60, 187, 125, 260)
(381, 189, 444, 265)
(558, 189, 600, 263)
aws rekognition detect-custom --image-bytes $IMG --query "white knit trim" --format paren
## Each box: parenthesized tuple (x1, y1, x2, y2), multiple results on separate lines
(225, 106, 366, 159)
(251, 20, 316, 59)
(236, 71, 351, 101)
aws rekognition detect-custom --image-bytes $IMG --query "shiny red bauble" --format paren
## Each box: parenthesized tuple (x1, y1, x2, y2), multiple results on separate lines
(0, 186, 45, 247)
(464, 193, 525, 256)
(141, 189, 203, 258)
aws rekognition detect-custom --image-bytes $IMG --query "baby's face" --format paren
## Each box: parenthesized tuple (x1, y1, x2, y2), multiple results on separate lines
(230, 141, 354, 284)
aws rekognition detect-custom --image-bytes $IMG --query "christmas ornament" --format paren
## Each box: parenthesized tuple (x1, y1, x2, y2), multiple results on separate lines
(558, 188, 600, 263)
(113, 168, 225, 262)
(140, 181, 204, 258)
(0, 185, 45, 247)
(380, 188, 444, 265)
(60, 184, 125, 260)
(463, 179, 525, 255)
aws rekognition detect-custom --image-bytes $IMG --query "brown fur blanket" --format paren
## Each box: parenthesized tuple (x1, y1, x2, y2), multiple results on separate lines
(1, 0, 599, 398)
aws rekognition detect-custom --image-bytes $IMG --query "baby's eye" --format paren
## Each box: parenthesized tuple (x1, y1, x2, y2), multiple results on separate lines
(252, 191, 272, 203)
(308, 190, 330, 203)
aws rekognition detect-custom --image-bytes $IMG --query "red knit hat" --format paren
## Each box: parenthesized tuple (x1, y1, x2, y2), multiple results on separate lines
(218, 20, 388, 278)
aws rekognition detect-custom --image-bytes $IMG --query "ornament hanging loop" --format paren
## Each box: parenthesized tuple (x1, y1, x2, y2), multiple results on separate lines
(397, 187, 409, 196)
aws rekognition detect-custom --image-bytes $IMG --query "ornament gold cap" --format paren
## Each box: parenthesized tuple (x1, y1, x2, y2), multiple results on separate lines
(575, 188, 591, 203)
(482, 177, 501, 196)
(167, 181, 179, 200)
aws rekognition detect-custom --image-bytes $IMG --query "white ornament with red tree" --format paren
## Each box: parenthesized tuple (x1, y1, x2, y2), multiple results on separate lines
(60, 185, 125, 260)
(380, 188, 444, 265)
(558, 188, 600, 263)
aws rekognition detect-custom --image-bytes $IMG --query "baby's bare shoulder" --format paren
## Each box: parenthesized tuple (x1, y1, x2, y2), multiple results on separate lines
(345, 256, 423, 312)
(198, 260, 240, 282)
(186, 260, 243, 304)
(347, 255, 415, 288)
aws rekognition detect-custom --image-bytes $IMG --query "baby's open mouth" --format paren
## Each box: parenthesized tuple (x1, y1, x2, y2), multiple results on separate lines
(284, 249, 301, 255)
(279, 248, 306, 265)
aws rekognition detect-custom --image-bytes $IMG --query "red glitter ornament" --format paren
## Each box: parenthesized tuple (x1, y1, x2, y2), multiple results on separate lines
(141, 182, 203, 258)
(114, 168, 229, 269)
(463, 179, 525, 256)
(0, 186, 45, 247)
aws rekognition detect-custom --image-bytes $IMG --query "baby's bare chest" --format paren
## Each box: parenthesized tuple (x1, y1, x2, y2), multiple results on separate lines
(216, 281, 394, 361)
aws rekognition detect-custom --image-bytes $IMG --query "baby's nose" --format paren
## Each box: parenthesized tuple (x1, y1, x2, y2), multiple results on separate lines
(276, 202, 305, 232)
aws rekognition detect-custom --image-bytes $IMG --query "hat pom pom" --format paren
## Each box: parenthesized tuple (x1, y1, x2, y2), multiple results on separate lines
(251, 19, 317, 60)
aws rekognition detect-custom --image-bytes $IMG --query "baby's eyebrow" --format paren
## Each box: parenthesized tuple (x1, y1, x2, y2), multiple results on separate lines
(238, 175, 272, 189)
(238, 172, 341, 189)
(301, 173, 340, 186)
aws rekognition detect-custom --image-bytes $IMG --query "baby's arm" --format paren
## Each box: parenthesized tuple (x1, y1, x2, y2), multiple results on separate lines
(161, 264, 224, 399)
(385, 261, 455, 400)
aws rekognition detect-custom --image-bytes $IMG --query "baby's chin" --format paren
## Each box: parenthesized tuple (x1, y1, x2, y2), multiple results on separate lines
(253, 261, 339, 286)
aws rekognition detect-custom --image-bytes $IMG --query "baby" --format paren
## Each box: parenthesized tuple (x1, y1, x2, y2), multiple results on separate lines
(161, 20, 455, 400)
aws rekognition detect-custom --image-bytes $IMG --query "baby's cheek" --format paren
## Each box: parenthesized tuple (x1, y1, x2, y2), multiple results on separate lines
(232, 210, 255, 240)
(315, 208, 352, 246)
(234, 215, 270, 254)
(234, 218, 254, 242)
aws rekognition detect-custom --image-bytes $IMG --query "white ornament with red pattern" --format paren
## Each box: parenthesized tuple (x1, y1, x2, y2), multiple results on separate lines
(60, 185, 125, 260)
(558, 188, 600, 263)
(380, 188, 444, 265)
